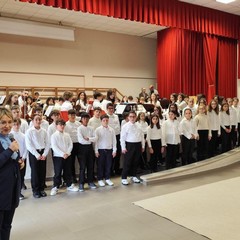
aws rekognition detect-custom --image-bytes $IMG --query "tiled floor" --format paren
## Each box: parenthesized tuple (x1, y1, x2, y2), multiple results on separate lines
(12, 163, 240, 240)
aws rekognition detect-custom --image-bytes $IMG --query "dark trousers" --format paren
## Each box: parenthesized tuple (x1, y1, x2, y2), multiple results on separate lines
(197, 130, 209, 161)
(112, 134, 121, 173)
(122, 142, 141, 179)
(29, 151, 46, 193)
(230, 125, 237, 148)
(0, 208, 16, 240)
(78, 144, 94, 184)
(221, 126, 231, 153)
(181, 136, 195, 165)
(166, 144, 179, 169)
(53, 156, 72, 188)
(20, 160, 26, 188)
(208, 130, 218, 158)
(238, 123, 240, 146)
(70, 143, 80, 181)
(97, 149, 113, 180)
(149, 139, 162, 171)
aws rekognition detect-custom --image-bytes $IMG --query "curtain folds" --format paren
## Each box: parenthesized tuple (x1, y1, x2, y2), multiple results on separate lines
(19, 0, 240, 39)
(157, 28, 237, 99)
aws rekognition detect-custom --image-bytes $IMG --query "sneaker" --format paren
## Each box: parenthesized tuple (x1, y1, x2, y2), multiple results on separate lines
(88, 182, 97, 189)
(50, 187, 58, 196)
(79, 184, 84, 192)
(132, 177, 141, 183)
(98, 180, 105, 187)
(67, 184, 79, 192)
(106, 179, 114, 186)
(19, 193, 24, 200)
(121, 179, 129, 185)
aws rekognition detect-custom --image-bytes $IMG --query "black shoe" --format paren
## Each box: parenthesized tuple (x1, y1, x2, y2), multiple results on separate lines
(79, 184, 84, 192)
(33, 192, 41, 198)
(22, 183, 27, 190)
(19, 193, 24, 200)
(88, 182, 97, 189)
(40, 191, 47, 197)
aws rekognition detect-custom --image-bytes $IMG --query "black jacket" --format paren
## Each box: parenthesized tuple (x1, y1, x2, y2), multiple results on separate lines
(0, 143, 21, 210)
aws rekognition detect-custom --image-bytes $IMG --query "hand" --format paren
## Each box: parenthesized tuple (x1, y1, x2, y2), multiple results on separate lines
(208, 136, 212, 141)
(19, 161, 25, 170)
(40, 155, 46, 161)
(9, 141, 19, 152)
(122, 149, 127, 154)
(63, 153, 69, 159)
(112, 152, 116, 158)
(95, 152, 99, 158)
(161, 146, 165, 154)
(149, 148, 154, 154)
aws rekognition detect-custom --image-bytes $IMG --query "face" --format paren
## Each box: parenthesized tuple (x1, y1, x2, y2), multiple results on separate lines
(140, 113, 145, 121)
(184, 109, 192, 120)
(94, 110, 101, 118)
(68, 113, 76, 122)
(35, 111, 43, 117)
(227, 99, 233, 106)
(51, 114, 60, 122)
(11, 109, 21, 118)
(22, 91, 28, 97)
(33, 116, 42, 128)
(12, 122, 21, 131)
(152, 116, 159, 124)
(178, 95, 182, 101)
(101, 117, 109, 127)
(11, 95, 18, 103)
(198, 106, 206, 113)
(170, 95, 175, 102)
(56, 124, 65, 132)
(222, 104, 229, 111)
(211, 101, 217, 109)
(80, 93, 85, 100)
(233, 99, 239, 107)
(168, 112, 175, 120)
(188, 99, 194, 107)
(81, 117, 89, 126)
(107, 106, 114, 115)
(128, 113, 136, 123)
(151, 93, 156, 100)
(0, 115, 13, 136)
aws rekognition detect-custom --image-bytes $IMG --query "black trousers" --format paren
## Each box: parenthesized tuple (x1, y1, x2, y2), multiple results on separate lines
(0, 208, 16, 240)
(53, 156, 72, 188)
(70, 142, 80, 181)
(97, 149, 113, 180)
(181, 136, 195, 165)
(221, 126, 231, 153)
(78, 144, 94, 184)
(20, 160, 26, 188)
(230, 125, 237, 148)
(238, 123, 240, 146)
(166, 144, 179, 169)
(112, 134, 121, 173)
(197, 130, 209, 161)
(149, 139, 162, 171)
(29, 150, 46, 193)
(122, 142, 141, 179)
(208, 130, 218, 158)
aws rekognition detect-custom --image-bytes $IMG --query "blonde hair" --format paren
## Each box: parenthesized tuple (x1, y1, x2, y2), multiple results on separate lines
(0, 107, 13, 120)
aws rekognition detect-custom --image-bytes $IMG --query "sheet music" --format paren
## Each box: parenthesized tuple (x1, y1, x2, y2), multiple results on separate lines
(0, 96, 6, 105)
(44, 105, 55, 117)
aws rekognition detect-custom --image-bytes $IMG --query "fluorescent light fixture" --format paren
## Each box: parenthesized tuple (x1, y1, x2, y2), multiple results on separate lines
(0, 17, 75, 41)
(216, 0, 235, 3)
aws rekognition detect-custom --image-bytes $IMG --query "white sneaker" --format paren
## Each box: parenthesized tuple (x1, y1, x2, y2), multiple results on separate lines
(106, 179, 114, 186)
(50, 187, 58, 196)
(132, 177, 141, 183)
(67, 184, 79, 192)
(98, 180, 105, 187)
(121, 179, 129, 185)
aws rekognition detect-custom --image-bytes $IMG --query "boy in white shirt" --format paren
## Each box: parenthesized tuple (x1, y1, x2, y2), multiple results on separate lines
(50, 119, 78, 196)
(95, 114, 116, 187)
(11, 105, 29, 134)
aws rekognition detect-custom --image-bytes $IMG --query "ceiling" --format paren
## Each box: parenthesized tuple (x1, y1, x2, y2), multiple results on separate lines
(0, 0, 239, 39)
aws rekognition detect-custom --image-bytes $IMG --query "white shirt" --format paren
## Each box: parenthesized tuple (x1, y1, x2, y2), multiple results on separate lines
(207, 111, 220, 134)
(233, 106, 240, 123)
(29, 119, 49, 131)
(107, 113, 120, 135)
(65, 120, 81, 143)
(77, 125, 95, 145)
(88, 117, 101, 131)
(25, 126, 50, 159)
(76, 99, 87, 111)
(136, 121, 148, 135)
(120, 121, 145, 151)
(179, 118, 198, 139)
(10, 130, 28, 159)
(94, 125, 117, 153)
(48, 122, 57, 139)
(229, 106, 238, 128)
(219, 111, 231, 129)
(194, 113, 211, 136)
(146, 125, 162, 148)
(51, 131, 73, 157)
(162, 119, 180, 146)
(61, 101, 73, 111)
(20, 118, 29, 134)
(183, 106, 197, 117)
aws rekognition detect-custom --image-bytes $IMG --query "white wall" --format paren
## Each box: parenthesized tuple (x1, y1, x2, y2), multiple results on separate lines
(0, 27, 157, 98)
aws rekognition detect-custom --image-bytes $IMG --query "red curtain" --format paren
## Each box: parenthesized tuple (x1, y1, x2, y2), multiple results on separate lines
(19, 0, 240, 39)
(157, 28, 206, 99)
(217, 38, 238, 98)
(238, 43, 240, 79)
(157, 28, 238, 99)
(203, 35, 218, 102)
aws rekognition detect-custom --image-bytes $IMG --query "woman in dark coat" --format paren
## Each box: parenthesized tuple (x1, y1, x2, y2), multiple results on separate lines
(0, 107, 22, 240)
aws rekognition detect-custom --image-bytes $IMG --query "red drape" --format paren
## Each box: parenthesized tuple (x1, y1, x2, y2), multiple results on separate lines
(157, 28, 238, 99)
(203, 35, 218, 102)
(217, 38, 237, 98)
(238, 43, 240, 79)
(157, 28, 206, 99)
(19, 0, 240, 39)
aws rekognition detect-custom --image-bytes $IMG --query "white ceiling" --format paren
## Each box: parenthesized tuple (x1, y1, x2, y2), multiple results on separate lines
(0, 0, 239, 39)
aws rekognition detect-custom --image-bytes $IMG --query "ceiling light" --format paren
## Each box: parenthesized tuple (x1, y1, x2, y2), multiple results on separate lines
(216, 0, 236, 3)
(0, 17, 75, 41)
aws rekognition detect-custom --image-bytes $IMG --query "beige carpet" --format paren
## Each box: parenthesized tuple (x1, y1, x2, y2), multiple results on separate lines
(134, 177, 240, 240)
